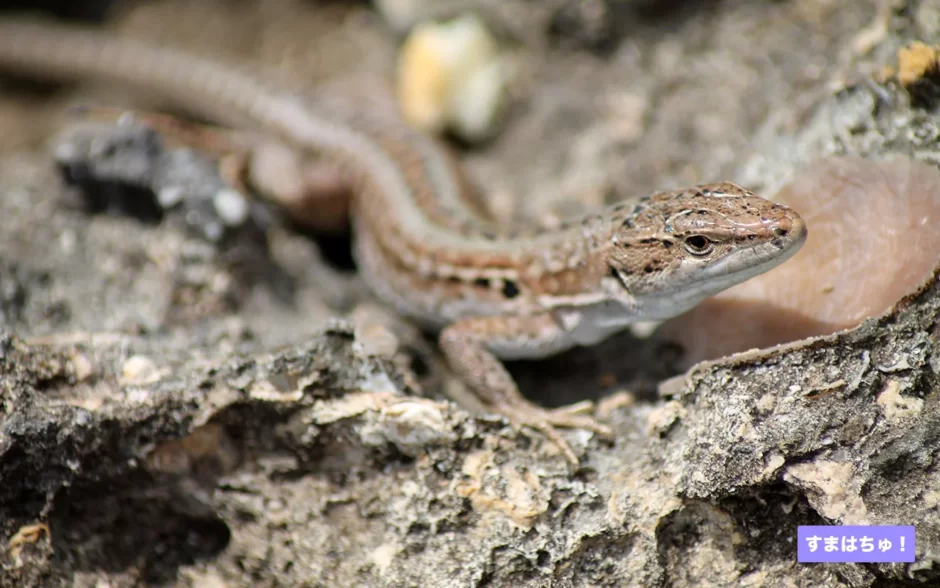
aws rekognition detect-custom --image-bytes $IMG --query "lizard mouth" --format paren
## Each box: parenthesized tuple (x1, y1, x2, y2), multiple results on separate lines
(705, 214, 808, 289)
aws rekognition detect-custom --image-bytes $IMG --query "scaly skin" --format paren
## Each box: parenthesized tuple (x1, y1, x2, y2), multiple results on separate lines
(0, 18, 807, 464)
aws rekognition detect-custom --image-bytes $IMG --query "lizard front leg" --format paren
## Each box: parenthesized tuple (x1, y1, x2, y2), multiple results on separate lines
(439, 313, 612, 465)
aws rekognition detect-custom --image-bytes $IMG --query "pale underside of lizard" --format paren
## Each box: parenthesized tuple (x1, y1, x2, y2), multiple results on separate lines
(0, 17, 808, 465)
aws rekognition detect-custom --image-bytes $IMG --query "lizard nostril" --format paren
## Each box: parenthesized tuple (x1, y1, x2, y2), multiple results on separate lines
(774, 227, 789, 238)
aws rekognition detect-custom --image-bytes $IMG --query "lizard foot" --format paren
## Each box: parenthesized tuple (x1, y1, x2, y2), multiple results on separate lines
(499, 401, 613, 466)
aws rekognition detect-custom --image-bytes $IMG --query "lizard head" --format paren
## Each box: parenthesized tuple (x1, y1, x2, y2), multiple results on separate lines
(602, 182, 807, 319)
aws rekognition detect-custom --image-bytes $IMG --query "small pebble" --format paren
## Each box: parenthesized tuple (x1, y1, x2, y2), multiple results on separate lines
(897, 41, 940, 88)
(397, 13, 511, 142)
(120, 354, 161, 385)
(212, 187, 250, 227)
(157, 185, 185, 208)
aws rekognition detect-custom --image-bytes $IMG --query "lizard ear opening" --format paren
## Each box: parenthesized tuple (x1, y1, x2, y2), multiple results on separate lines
(606, 264, 631, 292)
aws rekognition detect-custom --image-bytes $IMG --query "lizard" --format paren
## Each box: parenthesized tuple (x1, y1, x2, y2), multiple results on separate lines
(0, 16, 808, 465)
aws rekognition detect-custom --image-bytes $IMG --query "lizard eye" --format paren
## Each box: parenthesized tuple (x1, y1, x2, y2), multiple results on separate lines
(683, 235, 714, 255)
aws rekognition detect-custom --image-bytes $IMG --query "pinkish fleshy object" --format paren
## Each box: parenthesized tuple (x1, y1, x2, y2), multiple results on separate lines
(660, 156, 940, 366)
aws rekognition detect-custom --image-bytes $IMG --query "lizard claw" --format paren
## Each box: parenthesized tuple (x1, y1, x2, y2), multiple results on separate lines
(501, 402, 612, 466)
(546, 402, 614, 437)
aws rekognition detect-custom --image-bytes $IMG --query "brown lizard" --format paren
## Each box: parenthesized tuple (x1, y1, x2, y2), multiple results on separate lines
(0, 17, 807, 464)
